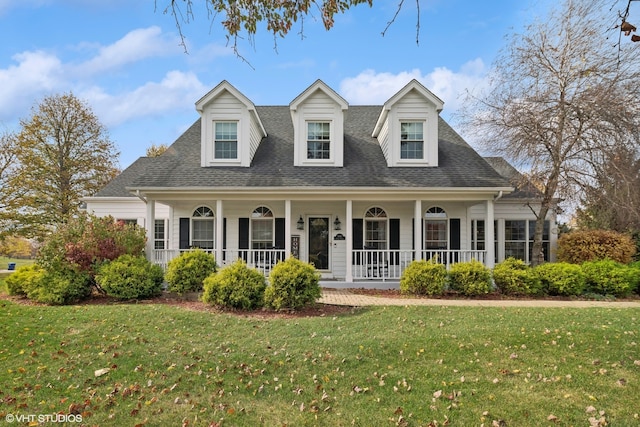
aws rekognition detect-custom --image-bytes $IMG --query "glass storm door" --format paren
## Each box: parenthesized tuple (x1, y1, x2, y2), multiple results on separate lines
(308, 217, 329, 270)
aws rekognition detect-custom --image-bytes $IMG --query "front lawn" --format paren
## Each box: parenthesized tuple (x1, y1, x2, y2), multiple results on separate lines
(0, 299, 638, 426)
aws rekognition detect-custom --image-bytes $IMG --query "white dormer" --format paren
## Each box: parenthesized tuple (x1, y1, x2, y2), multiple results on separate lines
(290, 80, 348, 167)
(196, 81, 266, 167)
(372, 79, 444, 167)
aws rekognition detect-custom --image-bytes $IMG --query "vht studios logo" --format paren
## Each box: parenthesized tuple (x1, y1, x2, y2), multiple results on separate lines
(5, 413, 83, 423)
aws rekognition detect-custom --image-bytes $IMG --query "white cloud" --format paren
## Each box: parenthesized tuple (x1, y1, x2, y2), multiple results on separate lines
(74, 27, 181, 76)
(339, 61, 489, 114)
(82, 70, 207, 127)
(0, 50, 63, 119)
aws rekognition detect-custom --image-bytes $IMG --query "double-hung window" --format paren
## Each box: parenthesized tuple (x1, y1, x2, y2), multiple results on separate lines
(307, 122, 331, 160)
(424, 207, 447, 249)
(251, 207, 274, 249)
(400, 122, 424, 159)
(364, 207, 388, 250)
(214, 122, 238, 159)
(191, 206, 215, 249)
(504, 220, 526, 260)
(154, 219, 167, 250)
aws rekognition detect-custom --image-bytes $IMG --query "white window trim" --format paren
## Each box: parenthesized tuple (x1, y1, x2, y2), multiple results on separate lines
(212, 120, 240, 162)
(397, 119, 427, 164)
(304, 120, 334, 164)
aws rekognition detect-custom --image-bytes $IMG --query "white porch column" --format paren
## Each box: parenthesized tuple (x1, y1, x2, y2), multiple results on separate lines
(285, 200, 292, 257)
(216, 200, 223, 265)
(345, 199, 353, 282)
(485, 199, 495, 269)
(145, 198, 155, 261)
(414, 200, 422, 260)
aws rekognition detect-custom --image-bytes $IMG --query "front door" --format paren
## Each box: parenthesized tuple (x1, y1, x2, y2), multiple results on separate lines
(308, 217, 329, 270)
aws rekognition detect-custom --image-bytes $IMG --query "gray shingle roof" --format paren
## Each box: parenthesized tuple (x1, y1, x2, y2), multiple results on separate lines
(93, 157, 155, 197)
(483, 156, 542, 199)
(96, 106, 512, 197)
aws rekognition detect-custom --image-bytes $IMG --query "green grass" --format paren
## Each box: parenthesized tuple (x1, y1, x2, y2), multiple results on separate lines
(0, 300, 638, 426)
(0, 256, 34, 270)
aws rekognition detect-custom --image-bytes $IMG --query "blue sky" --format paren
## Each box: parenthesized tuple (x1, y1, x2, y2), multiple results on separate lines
(0, 0, 553, 168)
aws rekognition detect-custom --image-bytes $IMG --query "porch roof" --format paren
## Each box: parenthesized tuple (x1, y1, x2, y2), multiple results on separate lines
(96, 106, 513, 197)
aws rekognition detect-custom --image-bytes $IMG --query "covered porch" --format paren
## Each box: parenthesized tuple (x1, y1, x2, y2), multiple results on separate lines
(141, 189, 500, 283)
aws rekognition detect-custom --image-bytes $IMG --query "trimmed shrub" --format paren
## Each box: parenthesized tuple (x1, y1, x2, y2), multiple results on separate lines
(264, 257, 321, 310)
(96, 255, 164, 300)
(399, 259, 447, 296)
(535, 262, 586, 296)
(629, 261, 640, 294)
(165, 249, 217, 295)
(557, 229, 636, 264)
(5, 264, 45, 296)
(448, 260, 493, 296)
(493, 258, 543, 296)
(26, 268, 92, 305)
(581, 259, 635, 297)
(202, 259, 266, 310)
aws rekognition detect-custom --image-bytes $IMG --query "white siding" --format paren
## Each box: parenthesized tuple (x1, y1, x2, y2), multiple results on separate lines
(291, 90, 345, 167)
(201, 91, 253, 167)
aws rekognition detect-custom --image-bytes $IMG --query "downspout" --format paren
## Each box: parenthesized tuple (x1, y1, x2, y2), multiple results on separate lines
(135, 190, 147, 204)
(494, 190, 503, 201)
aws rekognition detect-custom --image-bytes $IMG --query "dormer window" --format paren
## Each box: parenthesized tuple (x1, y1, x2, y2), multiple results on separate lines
(214, 122, 238, 159)
(290, 80, 348, 167)
(307, 122, 331, 160)
(372, 80, 443, 167)
(400, 122, 424, 160)
(196, 81, 266, 167)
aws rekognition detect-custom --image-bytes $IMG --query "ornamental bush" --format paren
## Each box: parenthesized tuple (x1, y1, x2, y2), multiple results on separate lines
(264, 257, 321, 310)
(557, 229, 636, 264)
(399, 259, 447, 296)
(535, 262, 586, 296)
(448, 260, 493, 296)
(202, 259, 266, 310)
(26, 268, 92, 305)
(96, 255, 164, 300)
(165, 249, 217, 295)
(37, 213, 147, 281)
(5, 264, 45, 296)
(492, 258, 543, 296)
(581, 259, 635, 297)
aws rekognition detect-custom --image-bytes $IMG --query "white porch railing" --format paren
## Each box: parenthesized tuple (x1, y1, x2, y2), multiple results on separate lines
(153, 248, 286, 276)
(351, 249, 487, 281)
(351, 249, 414, 281)
(153, 248, 486, 281)
(420, 249, 486, 267)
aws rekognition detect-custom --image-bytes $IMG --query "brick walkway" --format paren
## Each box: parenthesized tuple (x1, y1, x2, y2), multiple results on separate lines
(319, 288, 640, 308)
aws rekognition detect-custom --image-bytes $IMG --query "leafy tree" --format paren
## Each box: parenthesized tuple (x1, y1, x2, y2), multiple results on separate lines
(12, 93, 120, 239)
(146, 143, 169, 157)
(462, 0, 640, 266)
(576, 145, 640, 233)
(0, 236, 33, 258)
(156, 0, 426, 57)
(0, 131, 23, 238)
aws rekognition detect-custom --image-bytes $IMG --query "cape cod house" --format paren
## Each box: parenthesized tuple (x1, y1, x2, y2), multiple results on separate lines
(84, 79, 557, 283)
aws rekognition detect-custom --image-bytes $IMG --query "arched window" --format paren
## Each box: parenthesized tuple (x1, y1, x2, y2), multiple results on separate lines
(365, 207, 388, 249)
(191, 206, 214, 249)
(425, 207, 447, 249)
(251, 206, 274, 249)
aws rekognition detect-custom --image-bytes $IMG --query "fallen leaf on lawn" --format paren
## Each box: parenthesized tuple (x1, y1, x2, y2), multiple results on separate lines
(547, 414, 558, 422)
(94, 368, 110, 377)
